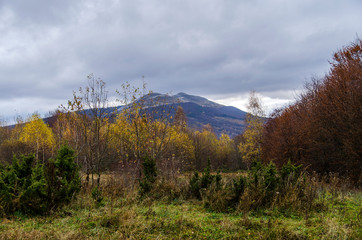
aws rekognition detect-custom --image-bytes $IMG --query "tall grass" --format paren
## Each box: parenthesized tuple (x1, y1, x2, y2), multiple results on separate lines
(1, 163, 361, 239)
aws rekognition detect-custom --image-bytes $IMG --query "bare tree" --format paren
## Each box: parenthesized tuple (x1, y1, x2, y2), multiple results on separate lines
(61, 74, 114, 186)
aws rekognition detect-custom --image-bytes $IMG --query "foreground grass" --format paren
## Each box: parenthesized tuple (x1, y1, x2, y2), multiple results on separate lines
(0, 189, 361, 240)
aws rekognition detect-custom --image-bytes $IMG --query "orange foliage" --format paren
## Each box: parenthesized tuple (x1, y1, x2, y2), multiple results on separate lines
(262, 39, 362, 183)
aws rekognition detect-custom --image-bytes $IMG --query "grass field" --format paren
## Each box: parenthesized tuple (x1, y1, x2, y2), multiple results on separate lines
(1, 173, 361, 240)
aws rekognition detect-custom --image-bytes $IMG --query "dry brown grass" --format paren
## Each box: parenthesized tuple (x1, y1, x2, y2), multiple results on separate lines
(1, 171, 361, 239)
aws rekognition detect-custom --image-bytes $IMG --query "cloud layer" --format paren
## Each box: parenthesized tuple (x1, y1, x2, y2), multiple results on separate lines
(1, 0, 361, 121)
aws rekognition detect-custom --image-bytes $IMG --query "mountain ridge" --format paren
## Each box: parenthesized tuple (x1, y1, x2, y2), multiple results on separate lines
(133, 92, 247, 137)
(12, 92, 248, 138)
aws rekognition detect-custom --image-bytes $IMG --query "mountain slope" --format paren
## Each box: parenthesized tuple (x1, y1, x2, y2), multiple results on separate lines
(136, 92, 247, 138)
(38, 92, 247, 138)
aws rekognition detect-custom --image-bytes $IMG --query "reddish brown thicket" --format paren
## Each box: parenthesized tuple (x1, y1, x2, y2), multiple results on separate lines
(262, 39, 362, 183)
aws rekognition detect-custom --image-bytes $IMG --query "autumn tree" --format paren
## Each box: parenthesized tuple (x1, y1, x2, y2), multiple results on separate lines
(173, 106, 187, 129)
(238, 91, 265, 169)
(262, 39, 362, 183)
(0, 119, 12, 163)
(114, 82, 175, 176)
(162, 124, 195, 174)
(19, 114, 55, 162)
(0, 118, 10, 149)
(0, 119, 9, 145)
(60, 74, 115, 185)
(192, 124, 218, 171)
(215, 133, 236, 170)
(0, 117, 33, 164)
(82, 75, 114, 184)
(43, 110, 70, 150)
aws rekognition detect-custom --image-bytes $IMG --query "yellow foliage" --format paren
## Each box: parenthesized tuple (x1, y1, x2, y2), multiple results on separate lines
(238, 91, 265, 168)
(168, 125, 195, 163)
(19, 114, 55, 160)
(217, 133, 234, 161)
(238, 114, 264, 167)
(199, 128, 218, 149)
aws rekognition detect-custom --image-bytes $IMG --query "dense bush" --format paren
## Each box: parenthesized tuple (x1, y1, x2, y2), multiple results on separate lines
(232, 175, 246, 203)
(189, 171, 201, 199)
(0, 145, 81, 216)
(189, 157, 221, 199)
(0, 154, 47, 215)
(45, 146, 81, 207)
(196, 160, 315, 213)
(139, 155, 157, 196)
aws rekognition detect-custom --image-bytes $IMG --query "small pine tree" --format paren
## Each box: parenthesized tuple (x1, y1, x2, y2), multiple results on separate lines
(232, 176, 246, 203)
(201, 157, 213, 188)
(264, 162, 279, 192)
(54, 145, 81, 203)
(280, 160, 302, 185)
(251, 160, 263, 188)
(139, 155, 157, 196)
(189, 157, 223, 200)
(20, 162, 47, 214)
(189, 171, 201, 199)
(142, 155, 157, 183)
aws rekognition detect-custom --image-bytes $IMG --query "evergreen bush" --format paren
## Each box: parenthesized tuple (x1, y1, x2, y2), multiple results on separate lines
(232, 175, 246, 203)
(280, 159, 302, 185)
(0, 145, 81, 216)
(189, 171, 201, 199)
(139, 155, 157, 196)
(200, 157, 214, 188)
(48, 146, 81, 205)
(197, 160, 314, 212)
(189, 157, 223, 200)
(91, 186, 103, 204)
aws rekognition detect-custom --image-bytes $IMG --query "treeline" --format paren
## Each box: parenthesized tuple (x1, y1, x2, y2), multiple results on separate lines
(262, 39, 362, 183)
(0, 39, 360, 185)
(0, 79, 243, 184)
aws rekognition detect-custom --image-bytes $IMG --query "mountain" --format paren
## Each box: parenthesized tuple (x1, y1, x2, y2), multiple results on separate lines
(134, 92, 247, 138)
(19, 92, 247, 138)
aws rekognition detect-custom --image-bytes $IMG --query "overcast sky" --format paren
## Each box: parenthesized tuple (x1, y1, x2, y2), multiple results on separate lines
(1, 0, 361, 123)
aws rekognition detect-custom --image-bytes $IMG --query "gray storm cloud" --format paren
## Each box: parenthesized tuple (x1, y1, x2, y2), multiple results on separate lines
(0, 0, 361, 121)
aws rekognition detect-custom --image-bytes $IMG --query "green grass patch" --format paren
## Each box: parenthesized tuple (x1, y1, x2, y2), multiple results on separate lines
(1, 190, 361, 239)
